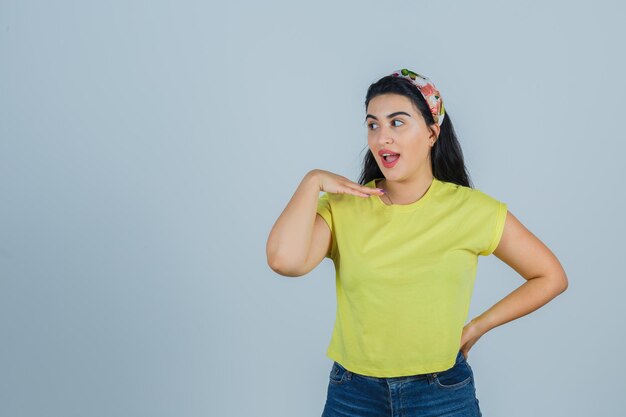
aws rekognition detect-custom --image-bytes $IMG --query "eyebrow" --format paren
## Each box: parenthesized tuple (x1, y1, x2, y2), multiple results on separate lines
(365, 111, 412, 121)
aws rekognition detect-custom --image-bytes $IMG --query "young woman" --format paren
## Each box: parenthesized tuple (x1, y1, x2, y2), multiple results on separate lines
(266, 68, 568, 417)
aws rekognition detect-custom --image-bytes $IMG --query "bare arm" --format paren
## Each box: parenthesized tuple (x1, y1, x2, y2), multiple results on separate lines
(266, 170, 328, 277)
(266, 169, 382, 277)
(461, 210, 569, 357)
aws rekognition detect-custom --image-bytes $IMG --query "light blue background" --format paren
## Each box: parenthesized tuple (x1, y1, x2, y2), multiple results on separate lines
(1, 1, 624, 416)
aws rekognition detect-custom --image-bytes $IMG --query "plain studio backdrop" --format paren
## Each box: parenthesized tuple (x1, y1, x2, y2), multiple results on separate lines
(1, 1, 624, 416)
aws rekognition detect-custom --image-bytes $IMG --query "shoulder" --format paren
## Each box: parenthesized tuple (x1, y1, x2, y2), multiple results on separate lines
(435, 179, 503, 209)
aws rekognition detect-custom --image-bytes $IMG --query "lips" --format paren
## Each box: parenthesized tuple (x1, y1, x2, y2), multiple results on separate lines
(378, 148, 400, 168)
(378, 148, 400, 157)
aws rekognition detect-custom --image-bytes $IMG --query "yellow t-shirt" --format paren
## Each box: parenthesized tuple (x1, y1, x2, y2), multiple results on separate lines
(316, 176, 507, 377)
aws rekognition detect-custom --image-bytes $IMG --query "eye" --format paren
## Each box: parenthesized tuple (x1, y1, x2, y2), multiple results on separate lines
(367, 120, 403, 130)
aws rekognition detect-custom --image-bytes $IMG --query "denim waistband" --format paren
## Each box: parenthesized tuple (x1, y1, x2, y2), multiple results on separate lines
(337, 350, 465, 382)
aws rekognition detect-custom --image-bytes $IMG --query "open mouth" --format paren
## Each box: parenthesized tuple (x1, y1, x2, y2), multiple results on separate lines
(382, 154, 400, 163)
(381, 154, 400, 168)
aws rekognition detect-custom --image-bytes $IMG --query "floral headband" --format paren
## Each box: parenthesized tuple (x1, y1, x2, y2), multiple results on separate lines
(390, 69, 445, 126)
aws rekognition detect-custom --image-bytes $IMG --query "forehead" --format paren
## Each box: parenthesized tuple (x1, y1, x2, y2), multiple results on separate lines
(367, 93, 418, 115)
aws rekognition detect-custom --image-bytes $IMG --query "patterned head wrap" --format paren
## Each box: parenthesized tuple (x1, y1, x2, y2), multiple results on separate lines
(390, 69, 445, 126)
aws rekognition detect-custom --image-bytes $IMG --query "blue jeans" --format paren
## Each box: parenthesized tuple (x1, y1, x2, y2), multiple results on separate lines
(322, 350, 482, 417)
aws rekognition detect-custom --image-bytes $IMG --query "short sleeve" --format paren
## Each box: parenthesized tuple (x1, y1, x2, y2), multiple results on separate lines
(316, 192, 333, 233)
(472, 190, 508, 256)
(316, 192, 336, 260)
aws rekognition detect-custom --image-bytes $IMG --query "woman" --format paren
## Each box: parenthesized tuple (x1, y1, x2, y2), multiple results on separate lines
(266, 68, 568, 416)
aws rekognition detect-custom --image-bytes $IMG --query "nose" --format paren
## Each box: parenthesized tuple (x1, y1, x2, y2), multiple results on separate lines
(375, 125, 394, 145)
(378, 135, 393, 147)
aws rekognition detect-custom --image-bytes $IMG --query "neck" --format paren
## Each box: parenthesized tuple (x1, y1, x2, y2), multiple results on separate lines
(377, 173, 435, 205)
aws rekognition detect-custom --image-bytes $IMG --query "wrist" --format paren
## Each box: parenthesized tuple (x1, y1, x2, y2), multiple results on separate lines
(470, 314, 493, 335)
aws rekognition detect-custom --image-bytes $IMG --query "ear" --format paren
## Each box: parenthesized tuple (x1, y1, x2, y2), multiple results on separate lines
(430, 123, 440, 142)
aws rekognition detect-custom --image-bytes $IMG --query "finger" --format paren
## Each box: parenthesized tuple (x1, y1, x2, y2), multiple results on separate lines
(345, 183, 384, 197)
(340, 187, 371, 198)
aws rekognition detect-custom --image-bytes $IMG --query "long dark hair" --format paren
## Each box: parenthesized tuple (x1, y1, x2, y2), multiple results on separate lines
(357, 75, 474, 188)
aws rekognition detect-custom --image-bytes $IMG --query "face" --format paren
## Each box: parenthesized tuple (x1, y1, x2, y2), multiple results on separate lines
(365, 93, 439, 181)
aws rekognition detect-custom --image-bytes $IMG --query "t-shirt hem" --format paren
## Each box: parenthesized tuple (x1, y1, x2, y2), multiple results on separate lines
(315, 210, 333, 233)
(326, 349, 457, 378)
